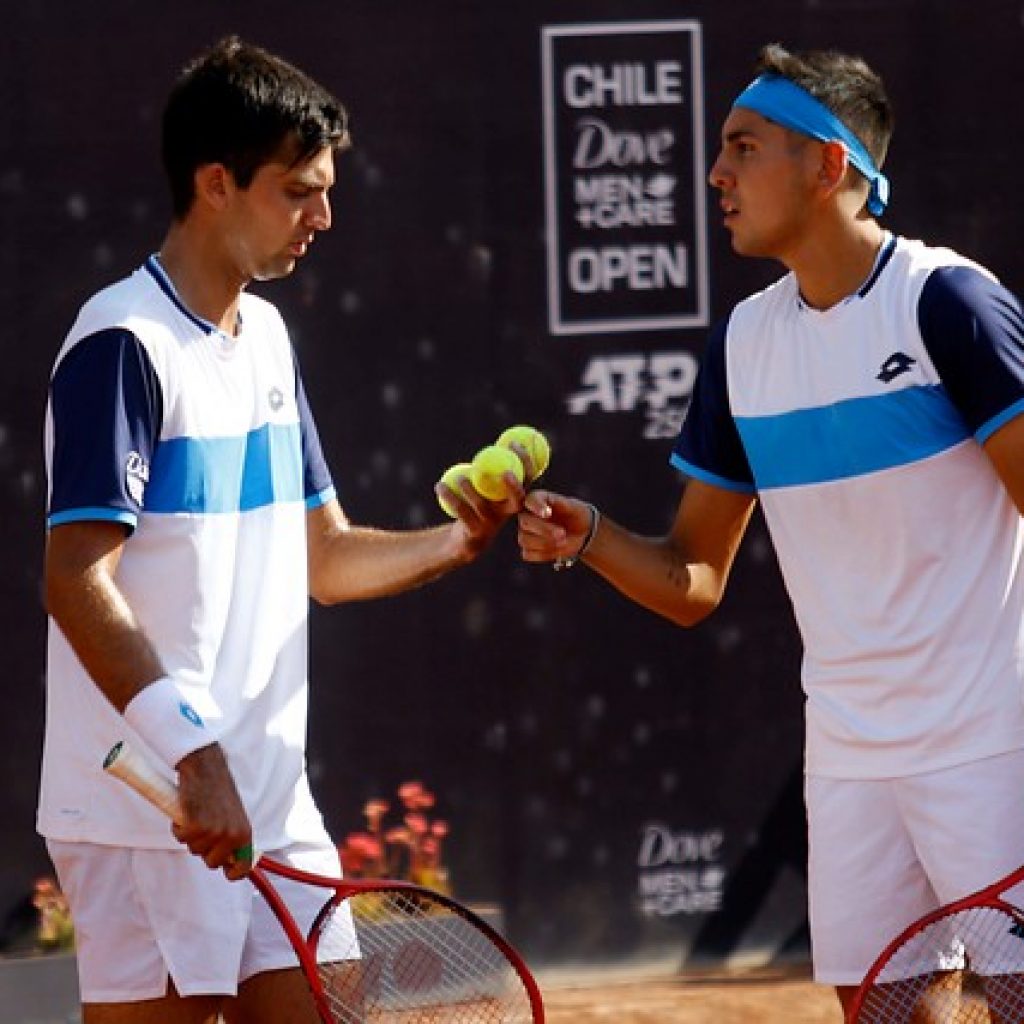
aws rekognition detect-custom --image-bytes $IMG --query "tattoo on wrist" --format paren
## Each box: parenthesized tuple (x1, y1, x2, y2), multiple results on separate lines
(665, 549, 687, 588)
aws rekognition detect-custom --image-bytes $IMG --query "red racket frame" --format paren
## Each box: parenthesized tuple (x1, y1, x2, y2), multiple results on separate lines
(250, 857, 546, 1023)
(848, 864, 1024, 1022)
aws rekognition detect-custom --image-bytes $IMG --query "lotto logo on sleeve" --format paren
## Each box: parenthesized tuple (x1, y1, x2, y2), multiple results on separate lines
(541, 20, 710, 335)
(125, 451, 150, 507)
(178, 701, 205, 728)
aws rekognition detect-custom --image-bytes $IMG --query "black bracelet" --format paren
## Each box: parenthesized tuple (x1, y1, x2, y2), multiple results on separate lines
(553, 503, 600, 571)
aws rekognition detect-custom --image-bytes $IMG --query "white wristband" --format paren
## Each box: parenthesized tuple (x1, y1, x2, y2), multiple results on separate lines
(124, 677, 215, 769)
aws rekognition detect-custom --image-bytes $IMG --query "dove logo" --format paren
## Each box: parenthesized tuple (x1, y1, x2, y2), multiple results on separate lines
(636, 825, 727, 917)
(573, 118, 675, 169)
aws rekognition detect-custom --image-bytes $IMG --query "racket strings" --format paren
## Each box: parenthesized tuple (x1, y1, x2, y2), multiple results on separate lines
(856, 906, 1024, 1023)
(316, 889, 534, 1023)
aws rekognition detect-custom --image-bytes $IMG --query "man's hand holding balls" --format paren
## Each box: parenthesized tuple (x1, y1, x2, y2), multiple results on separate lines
(435, 424, 550, 517)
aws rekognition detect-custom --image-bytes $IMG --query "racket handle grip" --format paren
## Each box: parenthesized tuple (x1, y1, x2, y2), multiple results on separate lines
(103, 740, 259, 865)
(104, 740, 183, 821)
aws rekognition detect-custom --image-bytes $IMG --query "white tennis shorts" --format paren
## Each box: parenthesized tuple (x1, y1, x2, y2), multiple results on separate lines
(47, 838, 342, 1003)
(807, 748, 1024, 986)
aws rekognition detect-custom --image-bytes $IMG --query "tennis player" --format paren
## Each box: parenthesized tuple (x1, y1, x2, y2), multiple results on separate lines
(41, 37, 522, 1024)
(517, 44, 1024, 1016)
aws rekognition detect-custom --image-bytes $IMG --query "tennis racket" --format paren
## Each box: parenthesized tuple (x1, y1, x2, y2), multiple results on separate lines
(104, 740, 545, 1023)
(848, 864, 1024, 1022)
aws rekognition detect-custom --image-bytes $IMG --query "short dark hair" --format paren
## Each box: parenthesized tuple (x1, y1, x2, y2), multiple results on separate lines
(162, 36, 350, 218)
(755, 43, 894, 167)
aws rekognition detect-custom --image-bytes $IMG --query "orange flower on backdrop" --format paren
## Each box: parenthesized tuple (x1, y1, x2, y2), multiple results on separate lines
(339, 781, 451, 895)
(32, 877, 74, 951)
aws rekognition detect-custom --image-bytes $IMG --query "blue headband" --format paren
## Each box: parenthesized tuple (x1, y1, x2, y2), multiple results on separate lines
(733, 74, 890, 217)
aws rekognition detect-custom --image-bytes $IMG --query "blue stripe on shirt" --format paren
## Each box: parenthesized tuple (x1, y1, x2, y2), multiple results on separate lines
(48, 507, 138, 529)
(306, 485, 336, 510)
(669, 454, 756, 493)
(145, 421, 305, 514)
(735, 384, 970, 490)
(978, 396, 1024, 444)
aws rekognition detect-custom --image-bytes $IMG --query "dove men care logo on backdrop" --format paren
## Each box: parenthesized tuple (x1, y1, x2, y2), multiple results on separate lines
(636, 824, 726, 916)
(542, 21, 710, 335)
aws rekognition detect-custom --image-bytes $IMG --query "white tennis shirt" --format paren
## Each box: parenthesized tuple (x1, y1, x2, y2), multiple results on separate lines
(673, 236, 1024, 778)
(40, 257, 335, 850)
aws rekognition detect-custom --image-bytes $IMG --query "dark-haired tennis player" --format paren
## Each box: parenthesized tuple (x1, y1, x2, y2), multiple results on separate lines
(41, 36, 520, 1024)
(518, 43, 1024, 1017)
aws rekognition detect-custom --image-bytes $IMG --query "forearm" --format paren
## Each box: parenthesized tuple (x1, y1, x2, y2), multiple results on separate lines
(46, 537, 165, 712)
(309, 521, 471, 605)
(580, 516, 723, 628)
(46, 525, 246, 865)
(520, 482, 755, 626)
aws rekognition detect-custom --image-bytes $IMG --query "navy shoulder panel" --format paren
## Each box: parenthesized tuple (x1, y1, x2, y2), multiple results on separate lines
(48, 328, 163, 527)
(291, 347, 334, 504)
(918, 265, 1024, 440)
(671, 315, 755, 492)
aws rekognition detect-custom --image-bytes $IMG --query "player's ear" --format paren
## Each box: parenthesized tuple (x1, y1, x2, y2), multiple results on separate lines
(193, 163, 233, 212)
(817, 140, 849, 195)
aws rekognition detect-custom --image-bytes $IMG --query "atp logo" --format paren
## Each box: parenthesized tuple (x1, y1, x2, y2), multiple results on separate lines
(567, 352, 698, 439)
(876, 351, 916, 383)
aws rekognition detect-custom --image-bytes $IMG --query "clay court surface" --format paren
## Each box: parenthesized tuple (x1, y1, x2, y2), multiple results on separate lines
(541, 967, 839, 1023)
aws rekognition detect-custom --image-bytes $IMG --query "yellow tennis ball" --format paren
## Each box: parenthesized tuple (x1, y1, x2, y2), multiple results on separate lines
(497, 425, 551, 481)
(470, 445, 524, 501)
(437, 462, 473, 518)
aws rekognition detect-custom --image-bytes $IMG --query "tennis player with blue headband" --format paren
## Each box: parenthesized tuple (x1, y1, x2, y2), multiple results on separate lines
(518, 43, 1024, 1019)
(732, 72, 890, 217)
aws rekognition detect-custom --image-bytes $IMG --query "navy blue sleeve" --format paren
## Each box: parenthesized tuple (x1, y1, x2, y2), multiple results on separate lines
(670, 316, 755, 493)
(48, 328, 163, 529)
(292, 353, 335, 508)
(918, 266, 1024, 442)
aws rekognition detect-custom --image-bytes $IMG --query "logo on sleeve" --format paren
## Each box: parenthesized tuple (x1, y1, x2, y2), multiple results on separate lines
(125, 451, 150, 506)
(268, 386, 285, 412)
(178, 701, 205, 728)
(876, 352, 916, 384)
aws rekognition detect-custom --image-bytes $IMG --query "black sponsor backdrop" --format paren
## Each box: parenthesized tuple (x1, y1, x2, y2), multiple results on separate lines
(0, 0, 1021, 971)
